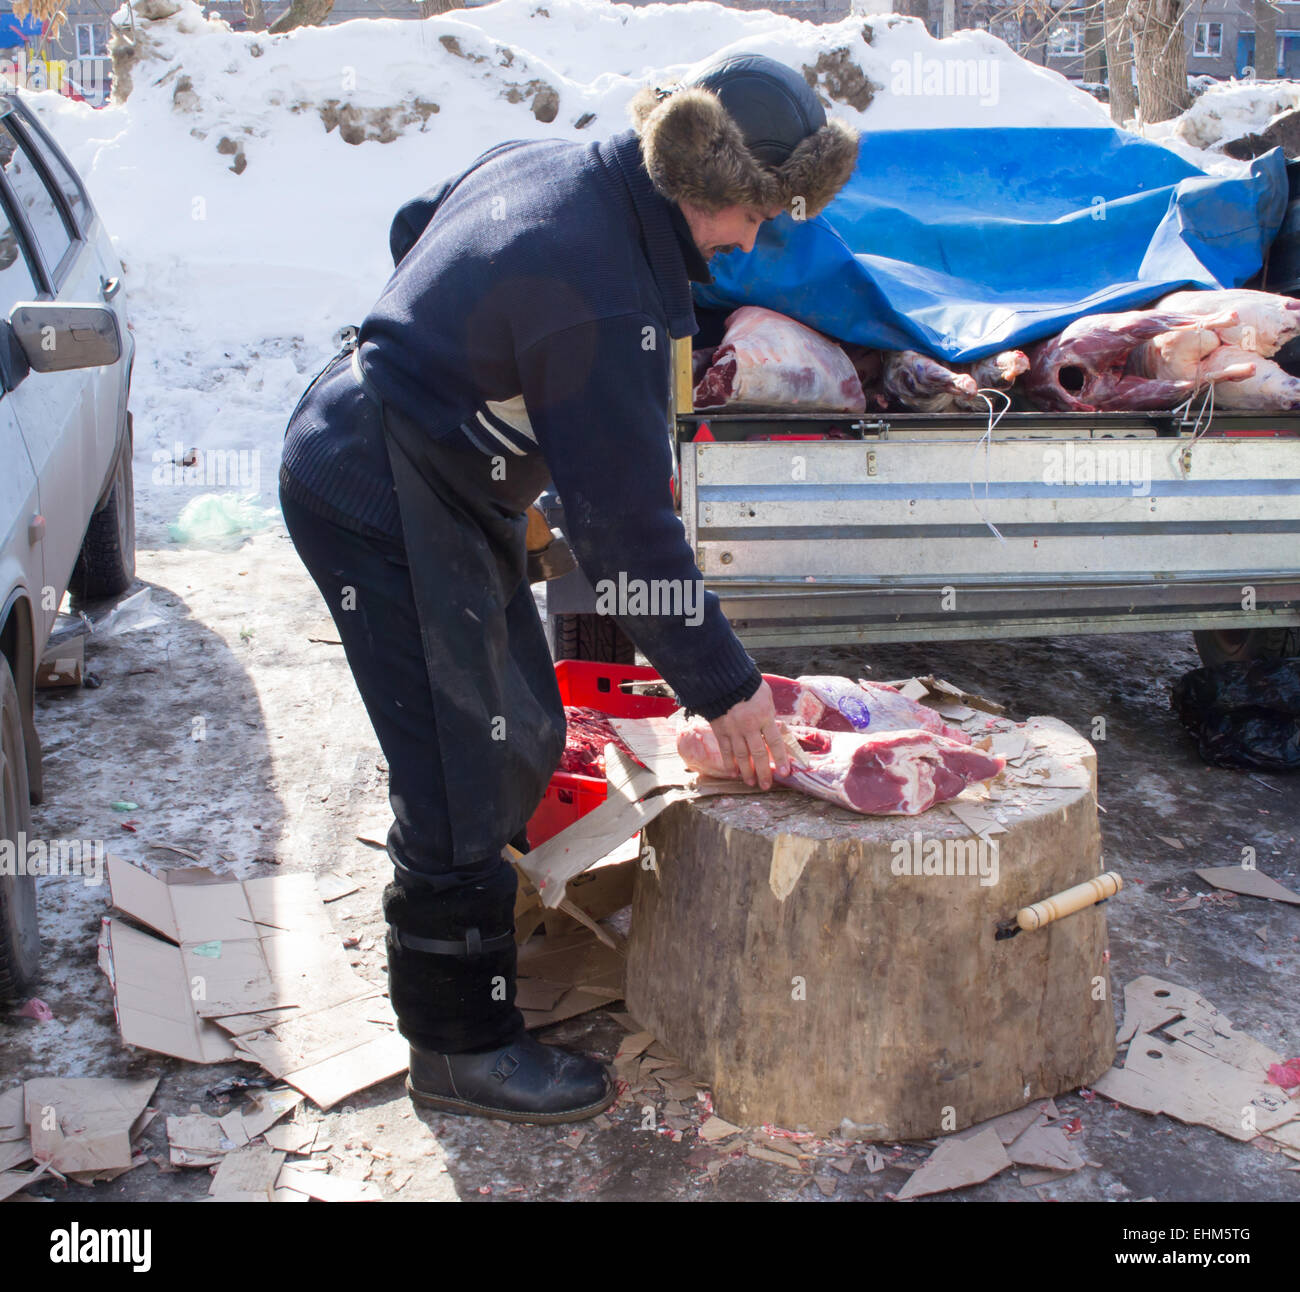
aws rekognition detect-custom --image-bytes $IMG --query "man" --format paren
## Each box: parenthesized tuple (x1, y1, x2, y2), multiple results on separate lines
(279, 52, 859, 1124)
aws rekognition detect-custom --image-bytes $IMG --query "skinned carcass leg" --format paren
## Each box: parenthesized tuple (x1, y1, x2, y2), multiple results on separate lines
(1157, 289, 1300, 356)
(1130, 310, 1258, 394)
(1197, 346, 1300, 409)
(952, 349, 1031, 411)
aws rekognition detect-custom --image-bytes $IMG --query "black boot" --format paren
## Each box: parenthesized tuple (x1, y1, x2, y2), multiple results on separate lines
(384, 865, 614, 1122)
(407, 1028, 615, 1124)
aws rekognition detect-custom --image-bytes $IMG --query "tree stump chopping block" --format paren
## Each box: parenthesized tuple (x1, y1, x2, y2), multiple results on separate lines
(625, 716, 1116, 1137)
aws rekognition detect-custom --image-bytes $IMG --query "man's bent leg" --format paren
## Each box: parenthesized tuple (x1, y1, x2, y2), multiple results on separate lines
(279, 487, 612, 1121)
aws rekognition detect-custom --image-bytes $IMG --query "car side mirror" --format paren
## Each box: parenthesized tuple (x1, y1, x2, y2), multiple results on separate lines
(7, 302, 122, 374)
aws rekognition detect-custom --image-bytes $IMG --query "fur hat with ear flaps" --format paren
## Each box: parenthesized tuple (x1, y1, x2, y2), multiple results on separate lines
(627, 54, 860, 220)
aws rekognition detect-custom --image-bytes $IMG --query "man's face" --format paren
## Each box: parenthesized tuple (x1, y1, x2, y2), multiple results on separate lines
(679, 200, 785, 261)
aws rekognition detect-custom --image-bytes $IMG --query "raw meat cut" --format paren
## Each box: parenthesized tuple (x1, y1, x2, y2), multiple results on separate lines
(1023, 310, 1208, 411)
(764, 674, 969, 742)
(676, 721, 1004, 816)
(1156, 288, 1300, 356)
(558, 707, 628, 778)
(693, 306, 866, 412)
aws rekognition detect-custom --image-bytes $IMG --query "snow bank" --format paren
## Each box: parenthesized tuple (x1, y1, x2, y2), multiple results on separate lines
(1162, 78, 1300, 151)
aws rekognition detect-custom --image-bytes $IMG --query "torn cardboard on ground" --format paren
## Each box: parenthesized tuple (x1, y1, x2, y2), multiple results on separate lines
(98, 855, 407, 1106)
(25, 1076, 158, 1178)
(1194, 866, 1300, 906)
(1095, 975, 1298, 1147)
(897, 1128, 1011, 1199)
(36, 636, 84, 689)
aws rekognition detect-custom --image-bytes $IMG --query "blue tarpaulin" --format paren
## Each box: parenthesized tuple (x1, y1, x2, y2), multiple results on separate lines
(694, 127, 1291, 363)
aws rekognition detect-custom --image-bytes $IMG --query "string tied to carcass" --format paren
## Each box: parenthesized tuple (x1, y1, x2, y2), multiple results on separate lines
(968, 388, 1011, 543)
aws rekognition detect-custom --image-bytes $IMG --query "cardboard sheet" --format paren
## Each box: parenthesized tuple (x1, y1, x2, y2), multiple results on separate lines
(897, 1128, 1011, 1199)
(517, 931, 624, 1029)
(517, 745, 683, 908)
(1098, 976, 1298, 1143)
(1194, 866, 1300, 906)
(26, 1077, 158, 1175)
(209, 1145, 284, 1200)
(98, 917, 240, 1064)
(101, 855, 405, 1106)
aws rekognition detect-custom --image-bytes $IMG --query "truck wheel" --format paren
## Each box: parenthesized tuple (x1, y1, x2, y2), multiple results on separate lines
(1193, 627, 1300, 668)
(68, 411, 135, 603)
(0, 652, 38, 1001)
(552, 613, 636, 664)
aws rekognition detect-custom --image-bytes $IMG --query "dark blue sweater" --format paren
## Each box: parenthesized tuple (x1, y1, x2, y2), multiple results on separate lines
(280, 128, 760, 720)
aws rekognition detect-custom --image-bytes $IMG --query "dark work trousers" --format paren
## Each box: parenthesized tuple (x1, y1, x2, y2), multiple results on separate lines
(279, 350, 562, 1053)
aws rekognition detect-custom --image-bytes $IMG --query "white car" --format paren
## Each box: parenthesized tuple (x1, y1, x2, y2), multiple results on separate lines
(0, 91, 134, 998)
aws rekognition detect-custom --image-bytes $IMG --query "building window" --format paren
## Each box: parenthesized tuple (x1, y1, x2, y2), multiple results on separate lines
(75, 24, 107, 58)
(997, 18, 1022, 50)
(1193, 22, 1223, 57)
(1048, 21, 1084, 56)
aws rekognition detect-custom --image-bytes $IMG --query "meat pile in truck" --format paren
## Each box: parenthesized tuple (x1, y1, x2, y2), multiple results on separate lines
(693, 290, 1300, 415)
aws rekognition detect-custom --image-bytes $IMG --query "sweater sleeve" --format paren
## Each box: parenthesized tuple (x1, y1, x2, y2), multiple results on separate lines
(517, 313, 761, 720)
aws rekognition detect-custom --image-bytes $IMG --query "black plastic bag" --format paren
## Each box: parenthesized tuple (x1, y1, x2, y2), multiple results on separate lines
(1171, 658, 1300, 772)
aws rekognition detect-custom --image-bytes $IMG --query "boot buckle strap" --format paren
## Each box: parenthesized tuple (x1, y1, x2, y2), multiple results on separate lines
(394, 927, 514, 956)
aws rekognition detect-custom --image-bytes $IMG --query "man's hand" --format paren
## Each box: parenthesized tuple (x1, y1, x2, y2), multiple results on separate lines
(707, 680, 792, 790)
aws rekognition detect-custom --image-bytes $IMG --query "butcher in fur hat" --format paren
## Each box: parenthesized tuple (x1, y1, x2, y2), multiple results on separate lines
(279, 53, 860, 1126)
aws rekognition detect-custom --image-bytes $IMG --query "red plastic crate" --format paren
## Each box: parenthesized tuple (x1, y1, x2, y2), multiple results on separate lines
(526, 660, 679, 847)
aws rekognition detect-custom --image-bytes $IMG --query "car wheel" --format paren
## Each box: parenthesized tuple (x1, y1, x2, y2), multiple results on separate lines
(1193, 626, 1300, 668)
(551, 613, 636, 664)
(68, 410, 135, 603)
(0, 650, 38, 1001)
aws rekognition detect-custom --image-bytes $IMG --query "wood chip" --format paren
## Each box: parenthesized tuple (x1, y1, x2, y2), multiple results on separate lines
(747, 1143, 805, 1170)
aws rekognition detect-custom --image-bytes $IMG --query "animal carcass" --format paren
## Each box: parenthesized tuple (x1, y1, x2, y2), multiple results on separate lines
(1023, 310, 1209, 411)
(693, 306, 866, 412)
(882, 349, 1029, 412)
(1135, 290, 1300, 409)
(883, 350, 978, 412)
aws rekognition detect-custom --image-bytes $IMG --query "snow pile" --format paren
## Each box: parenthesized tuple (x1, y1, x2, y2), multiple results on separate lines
(1158, 78, 1300, 151)
(5, 0, 1116, 534)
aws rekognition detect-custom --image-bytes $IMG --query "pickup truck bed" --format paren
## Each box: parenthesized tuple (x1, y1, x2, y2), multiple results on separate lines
(543, 347, 1300, 663)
